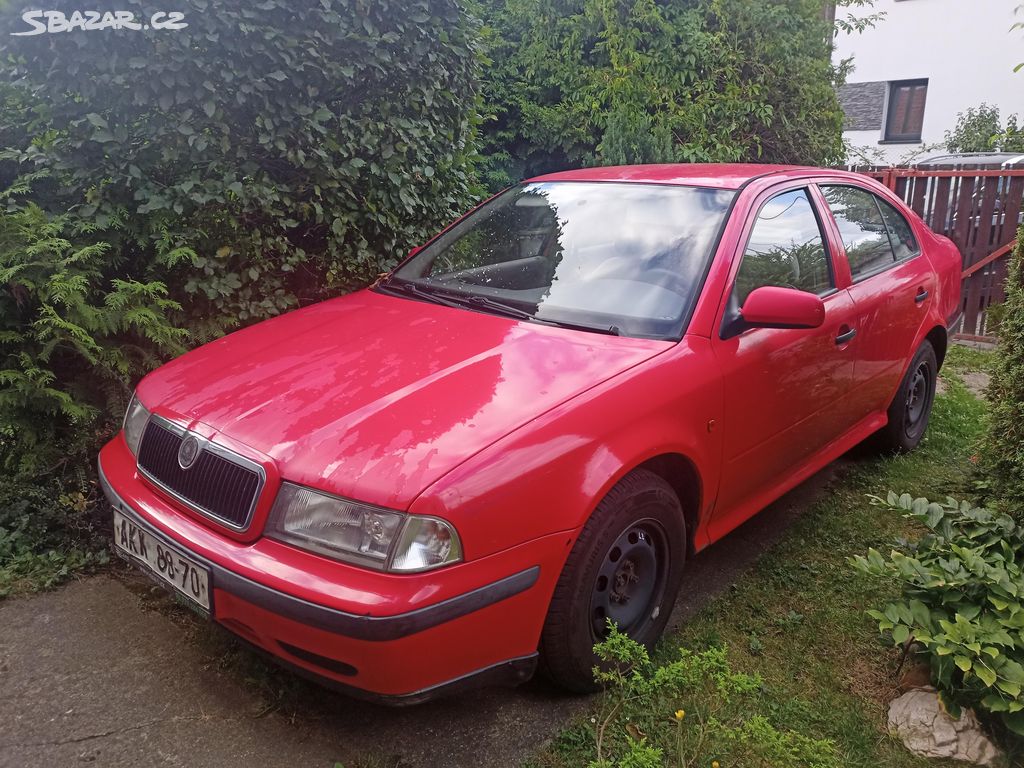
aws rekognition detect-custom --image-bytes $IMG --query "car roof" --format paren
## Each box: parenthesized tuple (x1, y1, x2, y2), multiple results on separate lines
(526, 163, 847, 190)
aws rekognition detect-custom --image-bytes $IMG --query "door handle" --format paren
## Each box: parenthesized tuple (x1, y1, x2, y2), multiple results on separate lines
(835, 327, 857, 345)
(915, 288, 930, 303)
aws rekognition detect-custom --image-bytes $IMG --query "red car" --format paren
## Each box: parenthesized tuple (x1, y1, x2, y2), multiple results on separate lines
(99, 164, 962, 703)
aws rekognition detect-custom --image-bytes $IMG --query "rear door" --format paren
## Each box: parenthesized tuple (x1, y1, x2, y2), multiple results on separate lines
(816, 184, 934, 409)
(708, 184, 860, 539)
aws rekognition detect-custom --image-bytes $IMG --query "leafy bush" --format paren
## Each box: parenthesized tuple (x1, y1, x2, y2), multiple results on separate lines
(0, 195, 186, 475)
(0, 474, 109, 596)
(944, 104, 1024, 153)
(574, 625, 838, 768)
(0, 192, 174, 590)
(0, 0, 481, 320)
(852, 492, 1024, 736)
(476, 0, 846, 189)
(0, 0, 483, 591)
(984, 227, 1024, 513)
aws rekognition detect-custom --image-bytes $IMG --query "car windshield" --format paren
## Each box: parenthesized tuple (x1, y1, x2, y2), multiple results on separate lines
(384, 181, 734, 339)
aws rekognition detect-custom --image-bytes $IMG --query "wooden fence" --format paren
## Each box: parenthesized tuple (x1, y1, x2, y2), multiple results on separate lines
(853, 166, 1024, 341)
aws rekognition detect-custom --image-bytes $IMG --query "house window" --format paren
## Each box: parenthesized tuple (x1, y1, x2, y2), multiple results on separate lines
(884, 79, 928, 142)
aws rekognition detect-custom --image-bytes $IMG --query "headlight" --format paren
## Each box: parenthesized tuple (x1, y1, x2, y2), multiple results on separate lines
(267, 482, 462, 572)
(123, 393, 151, 456)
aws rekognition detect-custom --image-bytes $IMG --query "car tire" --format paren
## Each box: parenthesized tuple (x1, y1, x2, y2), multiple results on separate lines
(875, 340, 938, 453)
(538, 469, 687, 693)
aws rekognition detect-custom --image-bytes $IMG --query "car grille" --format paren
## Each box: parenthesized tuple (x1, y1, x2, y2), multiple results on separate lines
(136, 419, 263, 529)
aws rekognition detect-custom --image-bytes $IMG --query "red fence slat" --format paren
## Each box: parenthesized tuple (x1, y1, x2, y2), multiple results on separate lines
(930, 176, 953, 238)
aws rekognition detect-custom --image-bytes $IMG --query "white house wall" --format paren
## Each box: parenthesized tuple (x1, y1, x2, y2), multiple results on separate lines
(833, 0, 1024, 163)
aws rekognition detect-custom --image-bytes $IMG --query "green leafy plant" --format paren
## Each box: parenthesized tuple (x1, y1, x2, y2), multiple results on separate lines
(830, 0, 885, 36)
(852, 491, 1024, 735)
(944, 104, 1024, 153)
(0, 197, 186, 474)
(575, 624, 839, 767)
(0, 473, 110, 596)
(984, 227, 1024, 514)
(475, 0, 846, 190)
(0, 0, 483, 591)
(1014, 4, 1023, 73)
(0, 193, 169, 592)
(0, 0, 481, 318)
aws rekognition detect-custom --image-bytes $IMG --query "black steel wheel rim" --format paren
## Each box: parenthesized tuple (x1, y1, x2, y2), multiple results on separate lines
(904, 360, 932, 433)
(589, 519, 669, 640)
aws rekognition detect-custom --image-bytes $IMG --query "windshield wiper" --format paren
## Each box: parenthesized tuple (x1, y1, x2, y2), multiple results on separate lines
(458, 294, 621, 336)
(380, 279, 620, 336)
(378, 279, 470, 311)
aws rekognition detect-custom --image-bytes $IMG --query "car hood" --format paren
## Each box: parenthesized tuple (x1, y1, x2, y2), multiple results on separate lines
(137, 289, 671, 509)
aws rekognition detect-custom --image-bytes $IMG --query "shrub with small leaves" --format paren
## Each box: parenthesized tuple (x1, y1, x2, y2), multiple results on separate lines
(0, 0, 483, 590)
(476, 0, 846, 188)
(984, 227, 1024, 515)
(577, 624, 839, 768)
(0, 472, 110, 596)
(852, 491, 1024, 735)
(0, 197, 186, 475)
(0, 0, 481, 324)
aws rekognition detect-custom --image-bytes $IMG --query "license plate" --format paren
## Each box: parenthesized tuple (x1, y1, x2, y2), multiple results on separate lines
(113, 510, 211, 612)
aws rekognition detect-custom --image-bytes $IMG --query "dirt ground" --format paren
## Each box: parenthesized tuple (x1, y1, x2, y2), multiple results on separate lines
(0, 463, 845, 768)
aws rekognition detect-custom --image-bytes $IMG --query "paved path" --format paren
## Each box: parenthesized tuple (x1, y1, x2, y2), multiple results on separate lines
(0, 463, 843, 768)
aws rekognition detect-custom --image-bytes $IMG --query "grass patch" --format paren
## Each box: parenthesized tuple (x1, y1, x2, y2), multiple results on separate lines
(533, 349, 996, 767)
(945, 342, 995, 376)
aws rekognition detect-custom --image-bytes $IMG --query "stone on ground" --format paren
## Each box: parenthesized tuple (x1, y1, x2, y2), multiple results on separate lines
(888, 687, 1002, 766)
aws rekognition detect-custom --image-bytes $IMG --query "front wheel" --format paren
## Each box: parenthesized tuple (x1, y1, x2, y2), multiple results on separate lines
(538, 469, 686, 692)
(875, 340, 938, 453)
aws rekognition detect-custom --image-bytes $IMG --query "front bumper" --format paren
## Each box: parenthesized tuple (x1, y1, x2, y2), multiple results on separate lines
(98, 437, 568, 704)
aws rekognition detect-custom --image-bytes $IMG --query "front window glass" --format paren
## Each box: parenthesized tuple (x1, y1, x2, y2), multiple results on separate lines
(733, 188, 833, 304)
(385, 182, 734, 339)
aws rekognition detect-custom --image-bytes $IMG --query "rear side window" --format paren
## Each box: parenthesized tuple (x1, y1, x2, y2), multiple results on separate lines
(876, 198, 920, 261)
(733, 188, 833, 304)
(820, 185, 895, 280)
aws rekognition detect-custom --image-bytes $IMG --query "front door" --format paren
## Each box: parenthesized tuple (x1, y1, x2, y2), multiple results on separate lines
(709, 186, 860, 540)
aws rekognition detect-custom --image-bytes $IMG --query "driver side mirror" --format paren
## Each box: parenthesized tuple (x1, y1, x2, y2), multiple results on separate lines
(740, 286, 825, 330)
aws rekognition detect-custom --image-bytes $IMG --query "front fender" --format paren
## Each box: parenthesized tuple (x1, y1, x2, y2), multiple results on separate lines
(409, 336, 724, 561)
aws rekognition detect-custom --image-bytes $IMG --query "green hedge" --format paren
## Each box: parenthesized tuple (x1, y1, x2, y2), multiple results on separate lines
(476, 0, 845, 189)
(0, 0, 481, 469)
(985, 227, 1024, 513)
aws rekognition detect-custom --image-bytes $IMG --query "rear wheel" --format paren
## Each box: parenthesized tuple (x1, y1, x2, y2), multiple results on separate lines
(875, 340, 938, 453)
(539, 469, 686, 692)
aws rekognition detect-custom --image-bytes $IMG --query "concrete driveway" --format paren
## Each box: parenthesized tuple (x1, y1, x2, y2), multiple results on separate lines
(0, 463, 843, 768)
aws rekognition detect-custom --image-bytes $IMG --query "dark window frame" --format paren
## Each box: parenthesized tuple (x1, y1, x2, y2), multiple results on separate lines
(884, 79, 928, 143)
